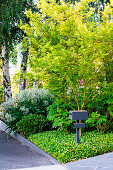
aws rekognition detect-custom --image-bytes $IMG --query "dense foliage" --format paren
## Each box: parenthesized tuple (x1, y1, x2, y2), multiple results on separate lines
(21, 0, 113, 110)
(0, 0, 112, 135)
(20, 0, 113, 132)
(16, 114, 46, 137)
(47, 99, 74, 132)
(86, 82, 113, 132)
(0, 1, 113, 165)
(29, 130, 113, 163)
(0, 0, 35, 46)
(1, 89, 54, 132)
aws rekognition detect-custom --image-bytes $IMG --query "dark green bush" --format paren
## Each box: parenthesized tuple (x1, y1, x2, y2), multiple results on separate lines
(86, 111, 112, 133)
(16, 114, 46, 137)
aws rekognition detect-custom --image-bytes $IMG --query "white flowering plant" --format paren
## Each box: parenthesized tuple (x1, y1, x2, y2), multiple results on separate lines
(1, 89, 54, 132)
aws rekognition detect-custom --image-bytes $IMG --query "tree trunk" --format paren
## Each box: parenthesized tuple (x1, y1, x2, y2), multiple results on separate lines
(33, 79, 38, 89)
(19, 50, 28, 92)
(2, 40, 12, 101)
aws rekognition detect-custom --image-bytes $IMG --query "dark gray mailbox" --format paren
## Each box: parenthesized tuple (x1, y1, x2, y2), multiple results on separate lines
(69, 110, 88, 120)
(69, 110, 88, 143)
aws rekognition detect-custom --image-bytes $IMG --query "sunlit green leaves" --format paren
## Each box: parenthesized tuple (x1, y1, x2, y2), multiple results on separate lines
(20, 0, 113, 111)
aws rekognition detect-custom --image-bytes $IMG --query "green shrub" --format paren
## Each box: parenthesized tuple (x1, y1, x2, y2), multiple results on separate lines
(86, 82, 113, 132)
(86, 111, 112, 133)
(28, 130, 113, 163)
(16, 114, 46, 137)
(1, 89, 54, 132)
(47, 98, 73, 132)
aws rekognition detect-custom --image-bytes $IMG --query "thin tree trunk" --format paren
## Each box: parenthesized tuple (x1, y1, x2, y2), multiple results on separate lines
(2, 40, 12, 101)
(33, 79, 38, 89)
(19, 17, 30, 93)
(19, 49, 28, 92)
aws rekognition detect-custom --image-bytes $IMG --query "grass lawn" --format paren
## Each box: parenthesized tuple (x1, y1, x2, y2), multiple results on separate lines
(28, 130, 113, 163)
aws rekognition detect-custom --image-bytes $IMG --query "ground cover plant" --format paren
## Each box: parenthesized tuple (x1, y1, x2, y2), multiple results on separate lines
(28, 130, 113, 163)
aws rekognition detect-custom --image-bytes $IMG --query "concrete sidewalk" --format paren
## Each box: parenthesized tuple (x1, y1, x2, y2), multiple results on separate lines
(65, 152, 113, 170)
(10, 152, 113, 170)
(0, 130, 57, 170)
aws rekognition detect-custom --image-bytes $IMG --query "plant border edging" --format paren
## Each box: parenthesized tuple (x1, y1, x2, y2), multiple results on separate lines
(0, 120, 62, 165)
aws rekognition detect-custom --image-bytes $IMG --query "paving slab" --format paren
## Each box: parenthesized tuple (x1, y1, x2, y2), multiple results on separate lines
(0, 130, 56, 170)
(65, 152, 113, 170)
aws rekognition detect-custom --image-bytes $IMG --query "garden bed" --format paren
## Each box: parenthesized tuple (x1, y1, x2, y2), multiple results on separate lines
(28, 130, 113, 163)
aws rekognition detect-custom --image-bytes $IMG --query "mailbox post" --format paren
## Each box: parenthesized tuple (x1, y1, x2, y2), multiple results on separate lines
(69, 110, 88, 143)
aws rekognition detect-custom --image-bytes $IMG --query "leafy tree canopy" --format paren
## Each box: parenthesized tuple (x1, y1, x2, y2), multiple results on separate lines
(21, 0, 113, 110)
(0, 0, 36, 48)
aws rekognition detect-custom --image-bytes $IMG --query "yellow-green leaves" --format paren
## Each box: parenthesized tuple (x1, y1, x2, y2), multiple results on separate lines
(102, 1, 113, 23)
(20, 0, 113, 110)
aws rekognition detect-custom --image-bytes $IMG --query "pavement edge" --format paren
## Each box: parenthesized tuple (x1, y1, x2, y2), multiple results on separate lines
(0, 120, 62, 165)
